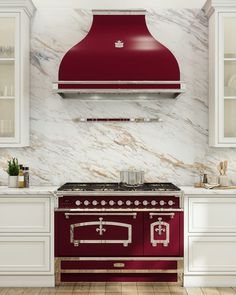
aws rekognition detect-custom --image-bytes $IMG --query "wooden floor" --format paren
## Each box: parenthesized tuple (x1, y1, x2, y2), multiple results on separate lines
(0, 284, 236, 295)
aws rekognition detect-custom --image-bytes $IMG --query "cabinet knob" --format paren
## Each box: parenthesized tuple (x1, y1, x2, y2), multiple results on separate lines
(84, 200, 90, 206)
(101, 200, 107, 206)
(92, 200, 98, 206)
(168, 200, 174, 206)
(143, 200, 149, 206)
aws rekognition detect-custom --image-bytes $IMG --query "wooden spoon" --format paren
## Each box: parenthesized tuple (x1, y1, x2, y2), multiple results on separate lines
(223, 160, 228, 175)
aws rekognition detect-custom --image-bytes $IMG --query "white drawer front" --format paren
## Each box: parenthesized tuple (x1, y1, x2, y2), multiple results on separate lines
(0, 197, 50, 232)
(0, 236, 50, 272)
(189, 197, 236, 233)
(189, 236, 236, 272)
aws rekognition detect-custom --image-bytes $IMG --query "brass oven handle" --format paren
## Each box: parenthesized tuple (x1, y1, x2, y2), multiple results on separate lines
(113, 263, 125, 268)
(149, 212, 175, 219)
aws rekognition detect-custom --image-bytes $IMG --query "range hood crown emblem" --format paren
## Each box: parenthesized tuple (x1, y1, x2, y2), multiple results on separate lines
(115, 40, 124, 48)
(53, 9, 185, 99)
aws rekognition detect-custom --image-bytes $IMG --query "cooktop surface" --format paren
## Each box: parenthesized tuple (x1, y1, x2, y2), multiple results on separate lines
(58, 182, 181, 192)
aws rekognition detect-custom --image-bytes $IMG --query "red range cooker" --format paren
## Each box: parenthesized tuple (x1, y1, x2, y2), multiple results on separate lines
(55, 182, 183, 284)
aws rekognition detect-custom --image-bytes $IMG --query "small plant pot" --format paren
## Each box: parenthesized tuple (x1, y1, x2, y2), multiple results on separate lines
(8, 176, 18, 188)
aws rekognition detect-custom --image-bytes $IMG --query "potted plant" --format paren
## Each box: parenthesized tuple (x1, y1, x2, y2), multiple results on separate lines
(7, 158, 19, 188)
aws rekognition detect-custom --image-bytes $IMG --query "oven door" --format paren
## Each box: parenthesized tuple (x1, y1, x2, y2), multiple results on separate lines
(55, 212, 143, 256)
(143, 212, 183, 257)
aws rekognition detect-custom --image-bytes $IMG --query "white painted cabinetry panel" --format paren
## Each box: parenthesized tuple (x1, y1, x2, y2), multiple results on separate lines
(0, 197, 50, 232)
(0, 236, 50, 273)
(189, 197, 236, 233)
(184, 190, 236, 286)
(188, 236, 236, 272)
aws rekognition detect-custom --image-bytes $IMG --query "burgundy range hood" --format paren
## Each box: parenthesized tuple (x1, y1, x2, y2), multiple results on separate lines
(53, 10, 185, 98)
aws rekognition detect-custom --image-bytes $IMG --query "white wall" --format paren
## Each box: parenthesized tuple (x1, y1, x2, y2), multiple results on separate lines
(32, 0, 206, 9)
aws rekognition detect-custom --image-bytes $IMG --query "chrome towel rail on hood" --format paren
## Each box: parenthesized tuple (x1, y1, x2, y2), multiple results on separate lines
(54, 9, 185, 98)
(71, 117, 163, 123)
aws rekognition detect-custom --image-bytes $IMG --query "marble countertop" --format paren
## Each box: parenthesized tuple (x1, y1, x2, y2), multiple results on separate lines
(180, 186, 236, 195)
(0, 185, 236, 196)
(0, 186, 58, 195)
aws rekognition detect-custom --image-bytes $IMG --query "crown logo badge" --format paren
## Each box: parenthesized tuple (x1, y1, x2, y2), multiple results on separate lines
(115, 40, 124, 48)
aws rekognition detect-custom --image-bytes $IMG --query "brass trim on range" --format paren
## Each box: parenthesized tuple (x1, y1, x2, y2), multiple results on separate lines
(149, 212, 175, 219)
(65, 212, 137, 219)
(55, 208, 183, 212)
(56, 256, 183, 261)
(150, 218, 170, 247)
(70, 218, 132, 247)
(55, 258, 183, 286)
(54, 80, 185, 85)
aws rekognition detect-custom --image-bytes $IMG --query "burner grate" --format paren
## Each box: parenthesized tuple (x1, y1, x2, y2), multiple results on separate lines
(58, 182, 180, 192)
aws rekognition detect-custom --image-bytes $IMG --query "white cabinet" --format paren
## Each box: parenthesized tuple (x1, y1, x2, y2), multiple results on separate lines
(0, 236, 50, 272)
(188, 236, 236, 272)
(0, 195, 54, 287)
(204, 1, 236, 147)
(0, 0, 35, 147)
(184, 194, 236, 287)
(0, 197, 50, 232)
(188, 197, 236, 232)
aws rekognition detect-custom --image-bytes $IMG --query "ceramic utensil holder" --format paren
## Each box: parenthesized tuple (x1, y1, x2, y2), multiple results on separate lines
(218, 175, 229, 187)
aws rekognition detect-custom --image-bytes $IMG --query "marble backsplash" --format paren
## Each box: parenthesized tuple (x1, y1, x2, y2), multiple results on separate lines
(0, 8, 236, 186)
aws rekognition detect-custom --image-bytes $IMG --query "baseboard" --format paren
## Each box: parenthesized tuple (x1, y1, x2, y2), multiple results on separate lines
(0, 275, 55, 287)
(184, 275, 236, 287)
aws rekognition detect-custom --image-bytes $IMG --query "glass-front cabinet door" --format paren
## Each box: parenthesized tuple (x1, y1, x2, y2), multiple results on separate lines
(0, 13, 19, 144)
(219, 13, 236, 145)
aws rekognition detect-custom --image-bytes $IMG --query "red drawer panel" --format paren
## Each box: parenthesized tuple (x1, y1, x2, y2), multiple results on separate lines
(61, 260, 177, 270)
(61, 273, 178, 282)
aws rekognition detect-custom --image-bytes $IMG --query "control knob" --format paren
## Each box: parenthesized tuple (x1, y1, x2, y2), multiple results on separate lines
(143, 200, 149, 206)
(84, 200, 90, 206)
(75, 200, 81, 206)
(160, 200, 165, 206)
(126, 200, 132, 206)
(134, 200, 140, 206)
(101, 200, 107, 206)
(118, 200, 123, 206)
(168, 200, 175, 206)
(92, 200, 98, 206)
(151, 200, 157, 206)
(109, 200, 115, 206)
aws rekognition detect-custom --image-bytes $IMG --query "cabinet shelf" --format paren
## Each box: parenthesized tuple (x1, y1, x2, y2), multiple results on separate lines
(0, 96, 14, 100)
(224, 96, 236, 99)
(0, 58, 14, 65)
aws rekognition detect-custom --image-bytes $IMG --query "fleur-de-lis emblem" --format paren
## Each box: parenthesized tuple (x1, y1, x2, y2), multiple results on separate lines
(155, 217, 166, 236)
(115, 40, 124, 48)
(96, 217, 106, 236)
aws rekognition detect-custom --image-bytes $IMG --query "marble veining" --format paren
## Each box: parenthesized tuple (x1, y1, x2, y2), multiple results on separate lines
(0, 8, 236, 186)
